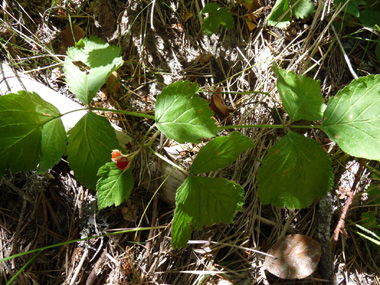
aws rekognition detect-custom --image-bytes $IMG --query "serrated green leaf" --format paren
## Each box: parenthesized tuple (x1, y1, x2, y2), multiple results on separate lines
(322, 75, 380, 160)
(63, 36, 123, 105)
(155, 81, 218, 143)
(96, 162, 134, 209)
(66, 111, 120, 189)
(257, 131, 333, 209)
(201, 3, 234, 35)
(201, 2, 218, 14)
(273, 64, 326, 121)
(0, 91, 64, 175)
(190, 131, 254, 174)
(36, 118, 67, 174)
(171, 176, 244, 248)
(267, 0, 314, 28)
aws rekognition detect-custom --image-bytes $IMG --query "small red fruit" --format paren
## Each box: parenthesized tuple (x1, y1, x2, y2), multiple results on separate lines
(111, 150, 122, 162)
(116, 159, 129, 170)
(111, 150, 129, 170)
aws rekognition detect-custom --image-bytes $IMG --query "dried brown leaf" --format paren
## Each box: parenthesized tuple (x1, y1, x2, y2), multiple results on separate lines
(263, 234, 321, 279)
(60, 24, 85, 54)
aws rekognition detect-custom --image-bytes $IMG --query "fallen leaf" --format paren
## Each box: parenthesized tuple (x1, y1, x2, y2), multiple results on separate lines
(106, 71, 121, 97)
(238, 0, 263, 13)
(263, 234, 321, 279)
(60, 24, 85, 54)
(210, 88, 231, 119)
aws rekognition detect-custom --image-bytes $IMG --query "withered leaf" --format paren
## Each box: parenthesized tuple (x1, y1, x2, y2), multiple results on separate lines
(210, 88, 231, 119)
(263, 234, 321, 279)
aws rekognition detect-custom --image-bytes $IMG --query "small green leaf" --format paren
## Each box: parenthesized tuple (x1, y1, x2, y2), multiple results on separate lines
(190, 131, 254, 174)
(0, 91, 64, 175)
(267, 0, 314, 28)
(201, 3, 234, 35)
(273, 64, 326, 121)
(155, 81, 218, 143)
(36, 118, 67, 174)
(322, 75, 380, 160)
(257, 131, 333, 209)
(66, 111, 120, 189)
(201, 2, 218, 13)
(96, 162, 134, 209)
(171, 176, 244, 248)
(63, 36, 124, 105)
(334, 0, 365, 18)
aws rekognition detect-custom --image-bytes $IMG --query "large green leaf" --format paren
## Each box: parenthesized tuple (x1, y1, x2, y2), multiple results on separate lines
(273, 64, 326, 122)
(267, 0, 314, 28)
(0, 91, 65, 175)
(171, 176, 244, 248)
(190, 131, 254, 174)
(155, 81, 218, 143)
(257, 131, 333, 209)
(36, 117, 67, 174)
(322, 75, 380, 160)
(66, 111, 120, 189)
(63, 36, 123, 105)
(96, 162, 134, 209)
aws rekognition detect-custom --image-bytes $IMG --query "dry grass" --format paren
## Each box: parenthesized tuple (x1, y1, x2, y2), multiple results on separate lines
(1, 0, 380, 284)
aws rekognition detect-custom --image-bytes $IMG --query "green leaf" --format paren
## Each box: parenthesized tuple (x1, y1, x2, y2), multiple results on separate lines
(201, 3, 234, 35)
(267, 0, 314, 28)
(322, 75, 380, 160)
(36, 118, 67, 174)
(96, 162, 134, 209)
(0, 91, 64, 175)
(257, 131, 333, 209)
(171, 176, 244, 248)
(190, 131, 254, 174)
(273, 64, 326, 122)
(334, 0, 366, 17)
(63, 36, 124, 105)
(358, 8, 380, 28)
(66, 111, 120, 189)
(155, 81, 218, 143)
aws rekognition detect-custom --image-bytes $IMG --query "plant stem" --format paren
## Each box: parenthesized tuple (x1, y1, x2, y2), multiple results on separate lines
(222, 124, 320, 130)
(91, 107, 155, 120)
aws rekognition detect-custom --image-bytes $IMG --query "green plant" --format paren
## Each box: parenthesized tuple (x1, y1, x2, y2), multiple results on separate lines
(2, 36, 380, 249)
(200, 3, 234, 35)
(266, 0, 315, 28)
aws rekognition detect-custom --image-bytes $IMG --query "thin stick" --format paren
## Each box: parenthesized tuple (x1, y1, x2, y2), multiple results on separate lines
(333, 158, 366, 242)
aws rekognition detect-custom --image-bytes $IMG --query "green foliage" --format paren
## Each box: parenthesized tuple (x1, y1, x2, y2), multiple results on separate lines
(322, 75, 380, 160)
(63, 36, 123, 105)
(0, 91, 66, 175)
(37, 117, 67, 174)
(3, 34, 380, 250)
(96, 163, 134, 209)
(171, 176, 244, 248)
(155, 80, 218, 143)
(200, 3, 234, 35)
(334, 0, 365, 17)
(267, 0, 314, 28)
(190, 131, 254, 174)
(272, 65, 326, 121)
(257, 131, 333, 209)
(66, 111, 120, 189)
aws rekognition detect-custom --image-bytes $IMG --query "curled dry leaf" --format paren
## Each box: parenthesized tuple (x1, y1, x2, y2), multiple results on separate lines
(60, 24, 85, 54)
(263, 234, 321, 279)
(210, 88, 231, 120)
(106, 71, 121, 97)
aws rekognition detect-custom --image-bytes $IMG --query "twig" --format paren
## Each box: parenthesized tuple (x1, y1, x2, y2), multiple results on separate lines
(333, 158, 366, 243)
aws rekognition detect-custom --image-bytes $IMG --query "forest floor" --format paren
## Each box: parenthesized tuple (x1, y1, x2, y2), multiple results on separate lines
(1, 0, 380, 284)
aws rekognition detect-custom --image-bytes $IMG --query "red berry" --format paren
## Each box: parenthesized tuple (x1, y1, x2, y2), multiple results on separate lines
(111, 150, 122, 162)
(116, 158, 129, 170)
